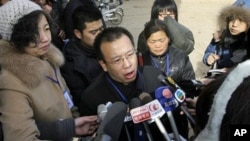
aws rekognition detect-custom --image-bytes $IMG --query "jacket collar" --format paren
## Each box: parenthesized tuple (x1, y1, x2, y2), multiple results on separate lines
(0, 40, 64, 88)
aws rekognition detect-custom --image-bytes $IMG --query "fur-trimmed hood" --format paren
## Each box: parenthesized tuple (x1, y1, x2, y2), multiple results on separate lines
(195, 60, 250, 141)
(0, 40, 64, 88)
(218, 5, 250, 31)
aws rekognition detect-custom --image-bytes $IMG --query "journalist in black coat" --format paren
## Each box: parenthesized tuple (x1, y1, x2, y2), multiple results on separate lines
(80, 27, 189, 140)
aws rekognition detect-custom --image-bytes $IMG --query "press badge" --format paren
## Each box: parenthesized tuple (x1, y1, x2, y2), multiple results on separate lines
(63, 90, 74, 109)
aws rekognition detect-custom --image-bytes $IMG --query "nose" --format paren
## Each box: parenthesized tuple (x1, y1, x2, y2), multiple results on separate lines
(231, 19, 240, 27)
(39, 31, 49, 43)
(155, 41, 161, 48)
(122, 57, 132, 68)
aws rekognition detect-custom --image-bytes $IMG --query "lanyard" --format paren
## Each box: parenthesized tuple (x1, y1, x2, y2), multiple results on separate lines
(105, 71, 145, 104)
(46, 67, 61, 88)
(151, 52, 170, 76)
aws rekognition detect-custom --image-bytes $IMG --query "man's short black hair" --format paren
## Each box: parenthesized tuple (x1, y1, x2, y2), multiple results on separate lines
(94, 27, 135, 61)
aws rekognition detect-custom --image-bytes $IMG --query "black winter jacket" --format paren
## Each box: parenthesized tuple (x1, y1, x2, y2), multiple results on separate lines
(80, 66, 189, 140)
(141, 46, 195, 84)
(60, 37, 103, 107)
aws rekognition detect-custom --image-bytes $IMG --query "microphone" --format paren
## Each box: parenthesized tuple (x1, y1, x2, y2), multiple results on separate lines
(138, 93, 171, 141)
(158, 75, 196, 125)
(94, 102, 127, 141)
(129, 97, 154, 141)
(97, 104, 107, 123)
(155, 86, 181, 141)
(97, 102, 113, 123)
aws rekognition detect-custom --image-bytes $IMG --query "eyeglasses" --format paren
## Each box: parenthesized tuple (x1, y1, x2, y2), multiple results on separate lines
(105, 49, 136, 65)
(158, 11, 175, 18)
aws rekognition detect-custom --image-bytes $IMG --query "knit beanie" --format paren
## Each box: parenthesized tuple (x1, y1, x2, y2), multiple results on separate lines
(0, 0, 42, 40)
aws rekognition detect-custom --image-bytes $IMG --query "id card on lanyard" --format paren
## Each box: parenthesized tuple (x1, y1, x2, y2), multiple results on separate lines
(63, 90, 74, 109)
(46, 67, 74, 109)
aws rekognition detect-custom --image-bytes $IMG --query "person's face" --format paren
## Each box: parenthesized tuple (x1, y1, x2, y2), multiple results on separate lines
(147, 30, 170, 56)
(228, 19, 248, 35)
(99, 34, 138, 85)
(25, 15, 51, 57)
(158, 10, 176, 21)
(74, 19, 103, 48)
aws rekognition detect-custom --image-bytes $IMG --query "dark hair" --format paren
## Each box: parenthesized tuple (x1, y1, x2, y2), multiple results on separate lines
(72, 5, 103, 32)
(10, 10, 56, 51)
(94, 27, 135, 61)
(144, 19, 171, 42)
(196, 75, 250, 140)
(150, 0, 178, 21)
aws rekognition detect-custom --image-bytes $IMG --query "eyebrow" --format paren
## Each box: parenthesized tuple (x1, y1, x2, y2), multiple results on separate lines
(89, 26, 103, 33)
(110, 49, 135, 59)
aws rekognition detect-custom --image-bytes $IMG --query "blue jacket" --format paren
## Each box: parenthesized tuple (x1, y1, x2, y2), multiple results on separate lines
(203, 32, 248, 69)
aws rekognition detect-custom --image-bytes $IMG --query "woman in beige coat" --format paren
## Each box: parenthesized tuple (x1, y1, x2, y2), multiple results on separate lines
(0, 0, 98, 140)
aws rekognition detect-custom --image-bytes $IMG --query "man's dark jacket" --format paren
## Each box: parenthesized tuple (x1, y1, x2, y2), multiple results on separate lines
(60, 37, 103, 108)
(80, 66, 188, 140)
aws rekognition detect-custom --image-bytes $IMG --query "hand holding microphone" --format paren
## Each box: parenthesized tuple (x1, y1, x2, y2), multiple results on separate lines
(157, 75, 196, 125)
(182, 97, 197, 116)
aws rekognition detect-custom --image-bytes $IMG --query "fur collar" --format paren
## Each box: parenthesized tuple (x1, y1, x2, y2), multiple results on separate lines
(0, 40, 64, 88)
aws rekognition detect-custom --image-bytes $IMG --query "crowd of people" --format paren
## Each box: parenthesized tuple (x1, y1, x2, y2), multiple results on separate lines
(0, 0, 250, 141)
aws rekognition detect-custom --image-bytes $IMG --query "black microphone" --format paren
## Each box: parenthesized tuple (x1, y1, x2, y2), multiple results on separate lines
(139, 93, 171, 141)
(158, 75, 196, 125)
(94, 101, 127, 141)
(129, 97, 154, 141)
(155, 86, 181, 141)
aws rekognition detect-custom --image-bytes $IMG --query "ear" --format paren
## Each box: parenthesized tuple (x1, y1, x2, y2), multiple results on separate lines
(73, 29, 82, 40)
(99, 60, 108, 72)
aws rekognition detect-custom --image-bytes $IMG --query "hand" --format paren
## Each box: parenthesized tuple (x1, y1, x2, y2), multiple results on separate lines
(199, 78, 215, 85)
(207, 53, 220, 65)
(212, 31, 222, 42)
(181, 97, 198, 116)
(58, 30, 66, 40)
(74, 116, 99, 136)
(42, 4, 52, 14)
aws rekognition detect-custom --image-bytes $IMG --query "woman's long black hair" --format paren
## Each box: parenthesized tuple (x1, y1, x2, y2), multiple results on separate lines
(10, 10, 57, 51)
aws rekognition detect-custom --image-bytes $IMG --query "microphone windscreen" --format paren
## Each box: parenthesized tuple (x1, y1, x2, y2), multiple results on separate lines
(139, 92, 153, 105)
(155, 86, 178, 112)
(129, 98, 142, 109)
(97, 104, 107, 122)
(142, 66, 165, 92)
(102, 102, 127, 141)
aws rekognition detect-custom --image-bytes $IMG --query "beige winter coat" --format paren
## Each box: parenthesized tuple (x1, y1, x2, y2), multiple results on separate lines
(0, 40, 72, 141)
